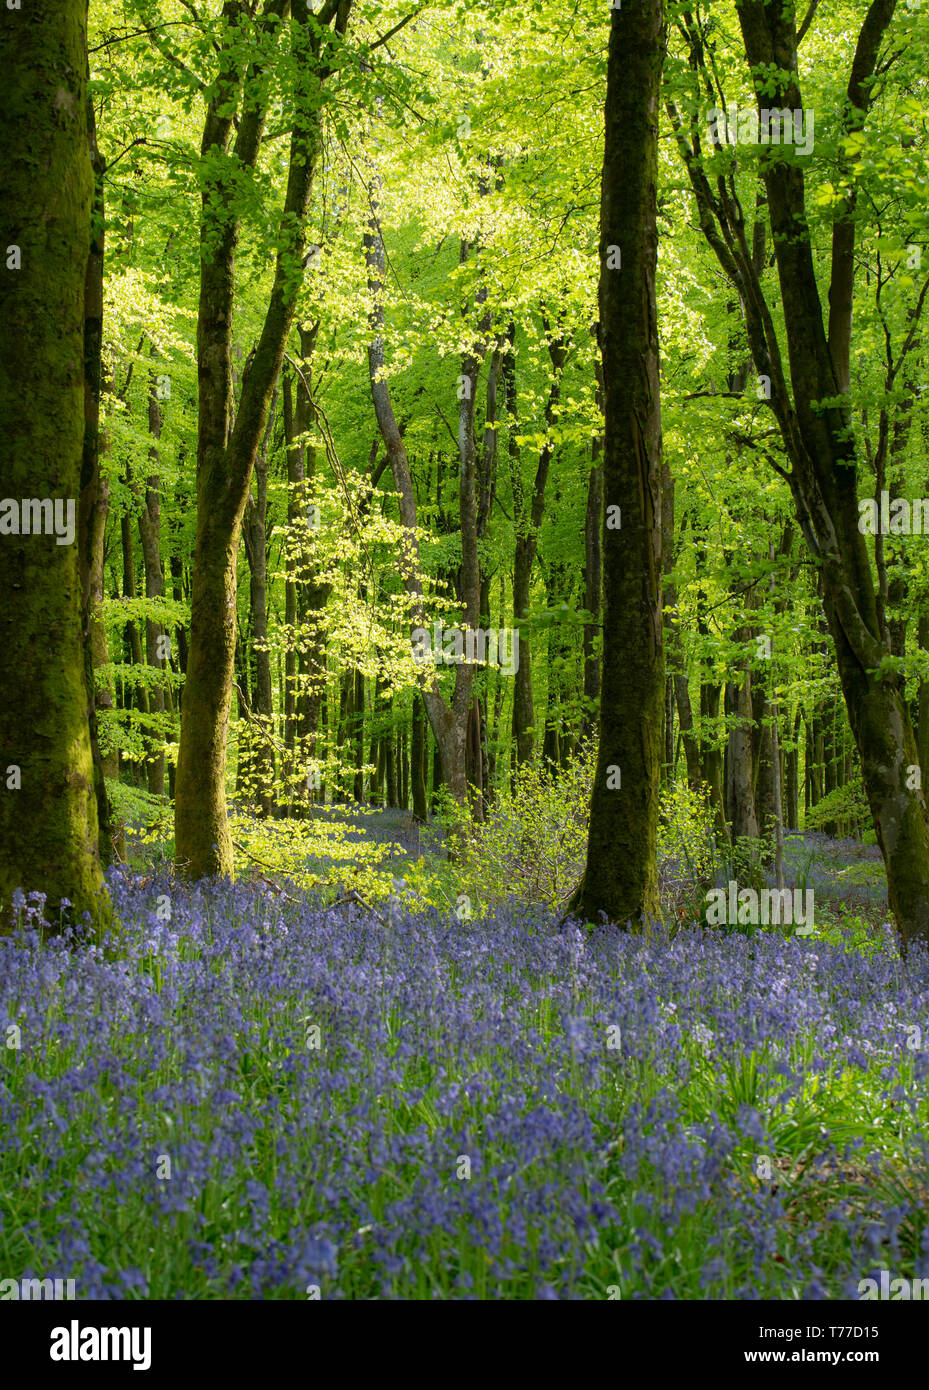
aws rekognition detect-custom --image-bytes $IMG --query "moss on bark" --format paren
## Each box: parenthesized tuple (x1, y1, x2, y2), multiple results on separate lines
(0, 0, 109, 934)
(568, 1, 666, 928)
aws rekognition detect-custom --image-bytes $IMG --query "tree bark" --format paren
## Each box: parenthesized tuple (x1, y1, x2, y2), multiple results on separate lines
(411, 692, 428, 822)
(507, 320, 567, 766)
(919, 609, 929, 791)
(673, 0, 929, 951)
(282, 326, 329, 814)
(79, 91, 115, 849)
(175, 0, 353, 879)
(399, 721, 408, 810)
(582, 349, 604, 743)
(121, 499, 148, 787)
(568, 0, 666, 926)
(138, 361, 170, 798)
(0, 0, 109, 931)
(353, 670, 365, 804)
(785, 707, 801, 831)
(662, 468, 701, 790)
(241, 392, 276, 816)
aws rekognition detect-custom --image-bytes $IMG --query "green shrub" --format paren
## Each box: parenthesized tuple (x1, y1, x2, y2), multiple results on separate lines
(436, 743, 597, 915)
(805, 778, 869, 838)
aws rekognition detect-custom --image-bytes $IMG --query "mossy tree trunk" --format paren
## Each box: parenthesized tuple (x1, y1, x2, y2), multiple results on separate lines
(175, 0, 353, 879)
(0, 0, 109, 932)
(673, 0, 929, 951)
(734, 0, 929, 953)
(568, 0, 666, 927)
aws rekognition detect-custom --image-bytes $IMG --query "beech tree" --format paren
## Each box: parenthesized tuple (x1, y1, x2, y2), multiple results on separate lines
(7, 0, 929, 955)
(669, 0, 929, 951)
(568, 0, 667, 926)
(0, 0, 110, 932)
(174, 0, 353, 879)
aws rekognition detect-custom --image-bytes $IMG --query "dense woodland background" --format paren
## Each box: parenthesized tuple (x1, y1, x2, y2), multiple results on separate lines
(7, 0, 929, 1312)
(3, 0, 929, 952)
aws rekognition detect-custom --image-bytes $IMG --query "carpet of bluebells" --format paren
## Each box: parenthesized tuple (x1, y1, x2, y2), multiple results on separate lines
(1, 869, 929, 1299)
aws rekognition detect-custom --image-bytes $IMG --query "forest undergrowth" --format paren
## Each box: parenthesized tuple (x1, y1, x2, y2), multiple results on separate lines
(1, 764, 925, 1300)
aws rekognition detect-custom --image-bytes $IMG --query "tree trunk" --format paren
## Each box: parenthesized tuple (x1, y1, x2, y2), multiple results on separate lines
(175, 1, 353, 880)
(399, 722, 408, 810)
(169, 521, 189, 679)
(675, 0, 929, 951)
(411, 692, 428, 822)
(121, 504, 148, 786)
(139, 362, 170, 798)
(79, 93, 116, 847)
(242, 396, 276, 817)
(785, 708, 801, 831)
(919, 608, 929, 790)
(507, 322, 567, 765)
(89, 468, 117, 785)
(662, 467, 701, 790)
(282, 327, 329, 814)
(728, 666, 759, 841)
(568, 0, 666, 926)
(582, 351, 604, 743)
(431, 735, 442, 811)
(353, 671, 365, 804)
(0, 0, 109, 931)
(385, 696, 397, 807)
(337, 668, 352, 802)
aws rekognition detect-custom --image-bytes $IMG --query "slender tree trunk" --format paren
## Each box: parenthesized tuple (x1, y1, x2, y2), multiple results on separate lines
(728, 666, 759, 841)
(701, 681, 728, 841)
(242, 397, 276, 816)
(365, 190, 477, 805)
(369, 679, 383, 807)
(121, 505, 148, 786)
(353, 671, 365, 804)
(507, 323, 567, 765)
(399, 722, 408, 810)
(139, 362, 170, 798)
(662, 468, 701, 790)
(431, 737, 442, 811)
(80, 93, 115, 848)
(411, 693, 428, 822)
(175, 1, 352, 879)
(283, 327, 329, 815)
(919, 608, 929, 788)
(169, 514, 189, 680)
(582, 351, 604, 743)
(385, 698, 397, 808)
(89, 469, 117, 783)
(337, 668, 351, 802)
(675, 0, 929, 951)
(785, 707, 801, 831)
